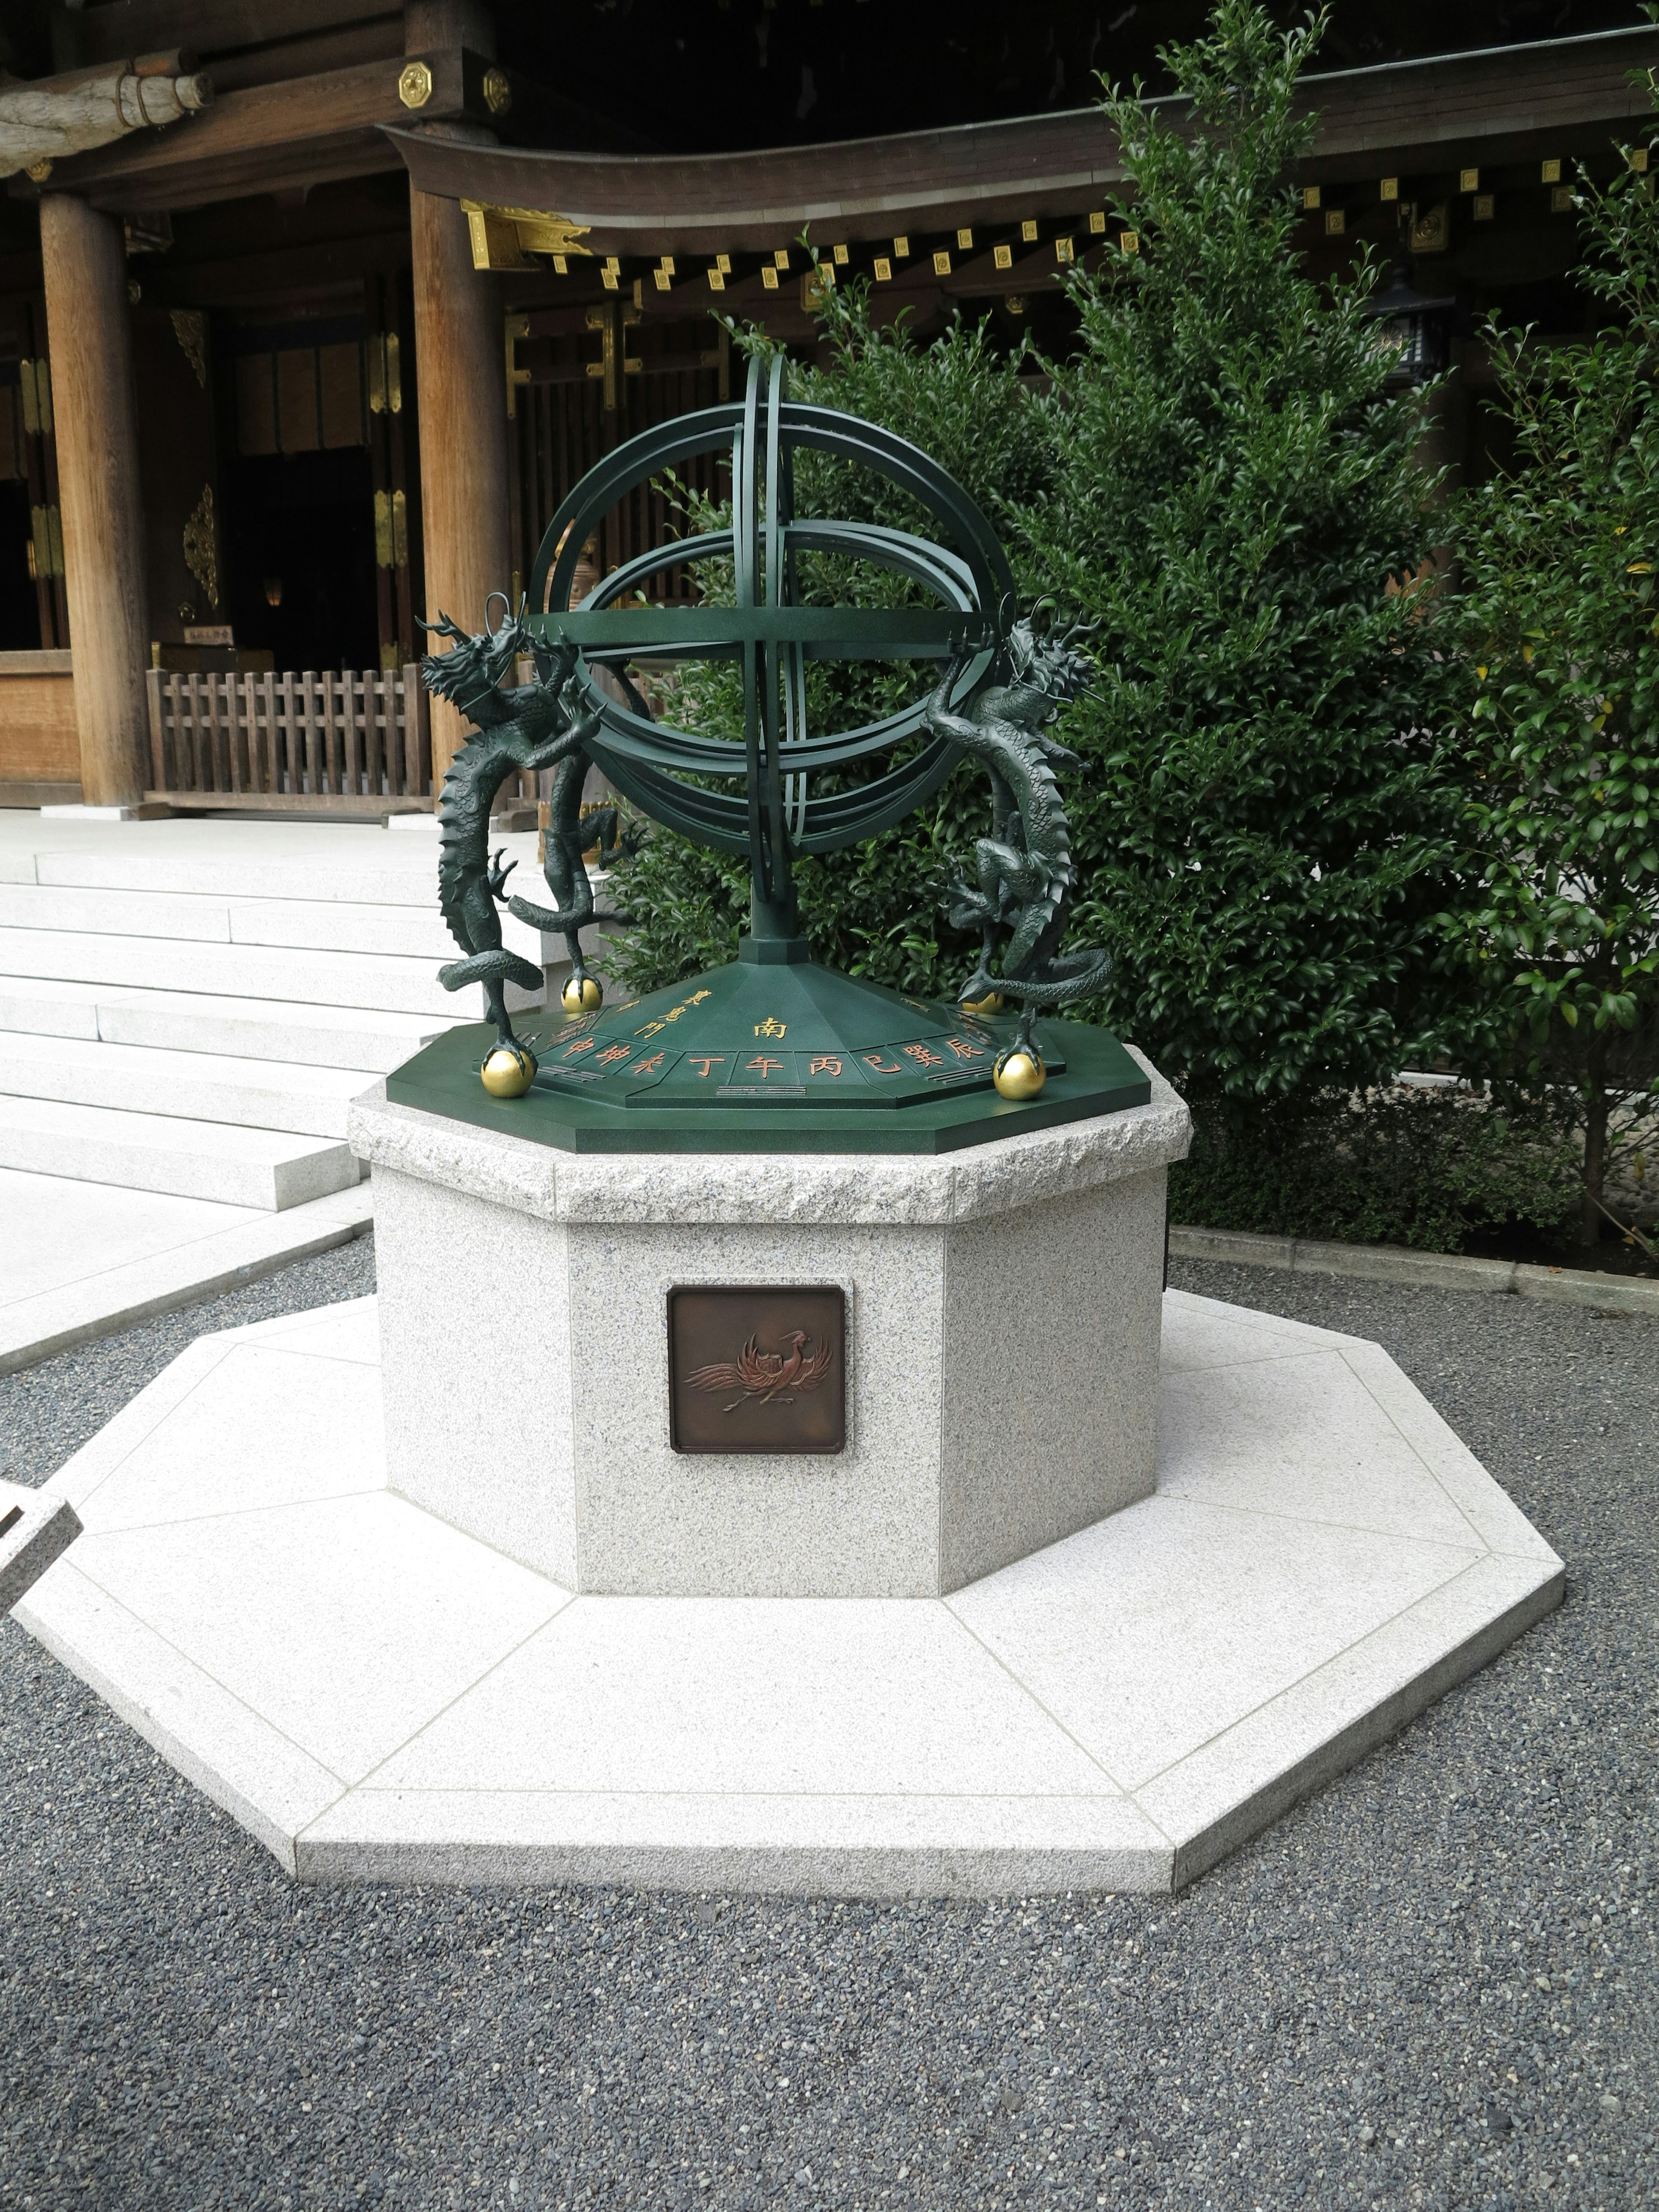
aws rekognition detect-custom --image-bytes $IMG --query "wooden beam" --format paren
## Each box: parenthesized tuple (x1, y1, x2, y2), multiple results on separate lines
(88, 138, 405, 215)
(144, 227, 411, 307)
(146, 789, 428, 814)
(61, 0, 400, 69)
(30, 48, 480, 198)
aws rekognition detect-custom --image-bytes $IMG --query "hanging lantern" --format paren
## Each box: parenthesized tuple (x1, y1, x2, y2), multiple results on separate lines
(1362, 255, 1455, 387)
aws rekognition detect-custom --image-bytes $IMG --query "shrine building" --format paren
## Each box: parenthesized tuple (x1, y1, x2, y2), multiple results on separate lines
(1, 0, 1656, 818)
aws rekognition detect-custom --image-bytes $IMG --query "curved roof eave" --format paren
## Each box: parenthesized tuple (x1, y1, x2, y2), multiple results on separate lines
(384, 108, 1122, 259)
(384, 21, 1659, 261)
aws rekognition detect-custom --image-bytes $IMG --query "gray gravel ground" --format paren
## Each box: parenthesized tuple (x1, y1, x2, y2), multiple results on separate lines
(2, 1246, 1655, 2212)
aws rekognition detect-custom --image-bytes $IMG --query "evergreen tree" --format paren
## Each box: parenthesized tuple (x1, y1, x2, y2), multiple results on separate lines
(1451, 73, 1659, 1249)
(1017, 0, 1461, 1109)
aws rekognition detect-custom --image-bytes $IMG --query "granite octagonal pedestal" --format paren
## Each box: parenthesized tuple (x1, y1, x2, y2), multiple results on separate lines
(13, 1278, 1564, 1895)
(6, 1038, 1570, 1895)
(349, 1050, 1191, 1598)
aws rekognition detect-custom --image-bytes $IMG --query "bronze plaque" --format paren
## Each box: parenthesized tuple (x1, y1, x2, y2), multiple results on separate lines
(667, 1284, 845, 1455)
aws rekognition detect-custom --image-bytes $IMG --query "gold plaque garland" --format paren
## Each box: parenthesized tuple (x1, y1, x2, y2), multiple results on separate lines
(442, 157, 1542, 302)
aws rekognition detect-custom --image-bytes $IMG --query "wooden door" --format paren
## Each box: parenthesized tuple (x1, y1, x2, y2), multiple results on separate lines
(133, 302, 222, 655)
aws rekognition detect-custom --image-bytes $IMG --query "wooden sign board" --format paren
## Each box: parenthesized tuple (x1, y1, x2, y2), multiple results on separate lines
(667, 1285, 845, 1455)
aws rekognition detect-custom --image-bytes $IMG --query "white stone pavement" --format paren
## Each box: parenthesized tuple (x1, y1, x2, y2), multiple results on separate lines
(15, 1287, 1564, 1895)
(0, 1164, 372, 1375)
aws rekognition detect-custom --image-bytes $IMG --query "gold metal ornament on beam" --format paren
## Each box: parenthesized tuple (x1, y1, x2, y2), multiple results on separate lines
(1409, 202, 1449, 253)
(398, 60, 433, 110)
(461, 199, 594, 273)
(505, 312, 530, 418)
(482, 66, 512, 114)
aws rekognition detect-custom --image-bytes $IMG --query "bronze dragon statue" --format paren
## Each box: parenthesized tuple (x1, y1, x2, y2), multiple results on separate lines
(923, 611, 1110, 1094)
(421, 595, 635, 1092)
(505, 742, 639, 1010)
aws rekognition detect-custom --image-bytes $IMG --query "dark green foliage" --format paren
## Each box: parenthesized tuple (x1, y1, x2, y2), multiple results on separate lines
(1015, 0, 1463, 1108)
(1449, 77, 1659, 1246)
(1172, 1085, 1580, 1252)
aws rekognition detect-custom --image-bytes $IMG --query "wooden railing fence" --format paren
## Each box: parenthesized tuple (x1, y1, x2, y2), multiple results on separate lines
(146, 666, 433, 814)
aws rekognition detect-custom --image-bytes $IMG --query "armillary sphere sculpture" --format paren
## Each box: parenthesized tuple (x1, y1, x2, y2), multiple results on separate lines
(400, 356, 1147, 1156)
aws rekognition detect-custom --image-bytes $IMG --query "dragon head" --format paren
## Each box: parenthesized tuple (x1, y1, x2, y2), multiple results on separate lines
(1003, 607, 1099, 720)
(420, 594, 574, 721)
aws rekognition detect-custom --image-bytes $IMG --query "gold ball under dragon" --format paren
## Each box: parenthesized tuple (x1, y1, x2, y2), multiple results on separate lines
(481, 1043, 537, 1097)
(562, 974, 603, 1013)
(993, 1046, 1045, 1101)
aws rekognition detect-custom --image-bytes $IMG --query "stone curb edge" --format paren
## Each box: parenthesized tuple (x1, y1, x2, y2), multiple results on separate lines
(1169, 1223, 1659, 1318)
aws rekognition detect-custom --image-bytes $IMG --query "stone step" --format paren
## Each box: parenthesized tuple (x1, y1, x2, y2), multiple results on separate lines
(0, 1030, 374, 1139)
(0, 925, 499, 1018)
(13, 829, 556, 910)
(0, 881, 544, 964)
(0, 1094, 364, 1210)
(0, 882, 238, 942)
(0, 977, 462, 1072)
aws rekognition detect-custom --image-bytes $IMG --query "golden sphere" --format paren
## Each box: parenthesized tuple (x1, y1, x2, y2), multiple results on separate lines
(481, 1044, 537, 1098)
(993, 1046, 1046, 1102)
(960, 989, 1005, 1017)
(562, 974, 603, 1013)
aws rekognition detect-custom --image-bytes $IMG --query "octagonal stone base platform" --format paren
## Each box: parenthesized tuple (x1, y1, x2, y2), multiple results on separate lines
(14, 1286, 1562, 1894)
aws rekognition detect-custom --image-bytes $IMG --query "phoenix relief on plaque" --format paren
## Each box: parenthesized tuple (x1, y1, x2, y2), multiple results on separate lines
(667, 1285, 845, 1455)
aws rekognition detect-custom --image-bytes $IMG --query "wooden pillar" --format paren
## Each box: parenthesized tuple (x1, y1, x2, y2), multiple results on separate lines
(410, 184, 512, 794)
(38, 194, 152, 809)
